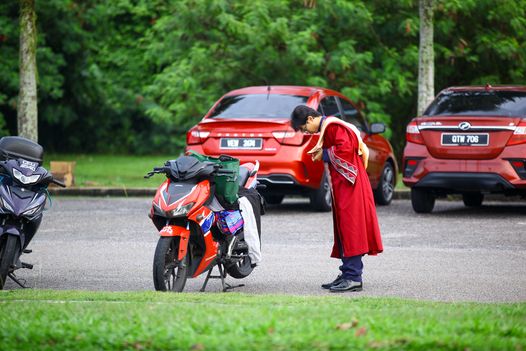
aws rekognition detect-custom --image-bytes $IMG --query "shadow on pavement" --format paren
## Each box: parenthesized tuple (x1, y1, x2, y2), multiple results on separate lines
(264, 198, 316, 214)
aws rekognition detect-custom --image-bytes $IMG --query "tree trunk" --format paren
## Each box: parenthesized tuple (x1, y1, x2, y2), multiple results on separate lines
(417, 0, 434, 116)
(18, 0, 38, 142)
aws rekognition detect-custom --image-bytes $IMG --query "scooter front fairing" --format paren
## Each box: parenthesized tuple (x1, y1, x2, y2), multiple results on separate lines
(0, 182, 46, 249)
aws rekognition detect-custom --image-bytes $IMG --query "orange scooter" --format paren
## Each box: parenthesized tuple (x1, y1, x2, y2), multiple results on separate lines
(145, 155, 261, 292)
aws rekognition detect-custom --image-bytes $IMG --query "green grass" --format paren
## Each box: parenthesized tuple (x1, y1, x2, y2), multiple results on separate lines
(44, 154, 178, 188)
(0, 290, 524, 350)
(396, 173, 407, 190)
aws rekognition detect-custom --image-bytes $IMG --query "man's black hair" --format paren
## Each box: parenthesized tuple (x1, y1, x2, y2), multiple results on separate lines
(290, 105, 321, 131)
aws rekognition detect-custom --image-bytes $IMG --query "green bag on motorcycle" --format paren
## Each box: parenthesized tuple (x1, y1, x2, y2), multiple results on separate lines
(187, 150, 239, 204)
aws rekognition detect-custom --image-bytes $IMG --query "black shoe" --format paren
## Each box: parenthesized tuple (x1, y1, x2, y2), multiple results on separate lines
(329, 279, 363, 293)
(321, 274, 344, 289)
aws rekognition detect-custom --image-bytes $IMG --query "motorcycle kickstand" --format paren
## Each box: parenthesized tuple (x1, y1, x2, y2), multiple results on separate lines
(199, 263, 244, 292)
(218, 263, 245, 292)
(8, 273, 28, 288)
(200, 266, 215, 292)
(199, 263, 227, 292)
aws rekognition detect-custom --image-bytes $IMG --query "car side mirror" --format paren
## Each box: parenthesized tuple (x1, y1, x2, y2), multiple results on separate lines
(370, 123, 386, 134)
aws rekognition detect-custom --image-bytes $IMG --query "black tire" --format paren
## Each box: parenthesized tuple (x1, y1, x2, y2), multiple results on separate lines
(463, 193, 484, 207)
(374, 162, 395, 206)
(0, 235, 19, 290)
(263, 194, 284, 205)
(153, 237, 188, 292)
(226, 239, 254, 279)
(411, 188, 435, 213)
(310, 172, 332, 212)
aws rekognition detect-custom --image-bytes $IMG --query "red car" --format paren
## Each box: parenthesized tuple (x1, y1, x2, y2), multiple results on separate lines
(186, 86, 398, 211)
(403, 85, 526, 213)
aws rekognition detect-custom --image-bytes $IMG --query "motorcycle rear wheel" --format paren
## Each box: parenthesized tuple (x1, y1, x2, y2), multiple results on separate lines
(226, 239, 254, 279)
(226, 256, 253, 279)
(153, 237, 188, 292)
(0, 235, 19, 290)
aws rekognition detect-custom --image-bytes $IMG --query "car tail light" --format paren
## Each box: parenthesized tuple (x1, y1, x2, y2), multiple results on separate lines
(403, 158, 422, 178)
(272, 130, 303, 146)
(507, 122, 526, 146)
(406, 121, 424, 144)
(186, 128, 210, 145)
(509, 159, 526, 179)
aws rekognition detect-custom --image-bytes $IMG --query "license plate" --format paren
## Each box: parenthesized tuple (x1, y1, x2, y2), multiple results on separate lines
(220, 138, 262, 150)
(441, 133, 489, 146)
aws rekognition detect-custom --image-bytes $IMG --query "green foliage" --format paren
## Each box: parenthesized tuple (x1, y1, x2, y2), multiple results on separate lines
(0, 0, 525, 157)
(434, 0, 526, 86)
(0, 290, 525, 350)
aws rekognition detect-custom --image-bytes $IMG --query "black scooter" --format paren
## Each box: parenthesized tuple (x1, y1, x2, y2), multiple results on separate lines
(0, 136, 65, 289)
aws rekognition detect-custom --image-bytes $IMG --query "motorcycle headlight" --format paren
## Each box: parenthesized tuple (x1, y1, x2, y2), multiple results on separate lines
(169, 202, 195, 217)
(13, 168, 41, 185)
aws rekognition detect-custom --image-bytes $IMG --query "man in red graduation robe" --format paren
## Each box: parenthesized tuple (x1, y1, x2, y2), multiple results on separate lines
(291, 105, 383, 292)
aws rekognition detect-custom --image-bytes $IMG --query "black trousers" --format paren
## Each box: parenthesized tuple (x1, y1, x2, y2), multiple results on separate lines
(339, 255, 363, 282)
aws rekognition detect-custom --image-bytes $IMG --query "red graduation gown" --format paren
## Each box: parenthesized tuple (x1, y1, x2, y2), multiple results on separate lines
(322, 123, 383, 258)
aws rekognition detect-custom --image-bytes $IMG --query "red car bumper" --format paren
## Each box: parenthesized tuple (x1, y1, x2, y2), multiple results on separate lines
(402, 142, 526, 193)
(186, 143, 325, 193)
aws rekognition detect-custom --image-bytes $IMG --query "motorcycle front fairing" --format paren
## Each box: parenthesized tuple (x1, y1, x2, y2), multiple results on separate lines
(0, 185, 46, 249)
(152, 177, 219, 278)
(0, 159, 50, 248)
(151, 175, 212, 219)
(0, 183, 47, 220)
(187, 207, 218, 277)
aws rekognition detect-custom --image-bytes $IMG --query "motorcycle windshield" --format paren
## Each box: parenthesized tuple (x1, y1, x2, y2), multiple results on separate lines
(165, 156, 216, 181)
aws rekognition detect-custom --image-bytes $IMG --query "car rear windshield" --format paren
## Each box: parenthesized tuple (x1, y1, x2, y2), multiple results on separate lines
(209, 94, 308, 118)
(424, 91, 526, 117)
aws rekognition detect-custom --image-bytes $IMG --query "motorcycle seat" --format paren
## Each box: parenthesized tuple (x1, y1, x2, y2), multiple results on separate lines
(238, 165, 250, 187)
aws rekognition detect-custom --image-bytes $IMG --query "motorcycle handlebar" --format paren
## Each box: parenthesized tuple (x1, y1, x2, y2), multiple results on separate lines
(144, 167, 167, 178)
(52, 178, 66, 188)
(256, 183, 266, 190)
(144, 165, 236, 179)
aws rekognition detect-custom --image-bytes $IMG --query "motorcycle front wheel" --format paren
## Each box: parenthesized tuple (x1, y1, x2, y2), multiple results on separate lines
(0, 234, 19, 289)
(153, 237, 188, 292)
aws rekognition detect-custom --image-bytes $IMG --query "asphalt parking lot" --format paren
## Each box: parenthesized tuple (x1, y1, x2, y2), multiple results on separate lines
(4, 197, 526, 302)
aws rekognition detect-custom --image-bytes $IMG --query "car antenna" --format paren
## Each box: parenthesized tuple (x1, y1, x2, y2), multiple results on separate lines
(264, 79, 271, 100)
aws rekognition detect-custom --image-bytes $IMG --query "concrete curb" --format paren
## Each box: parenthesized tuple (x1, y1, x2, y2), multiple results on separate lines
(393, 190, 410, 200)
(48, 187, 156, 197)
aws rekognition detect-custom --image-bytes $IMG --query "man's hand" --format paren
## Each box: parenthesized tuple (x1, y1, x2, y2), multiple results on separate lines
(359, 142, 369, 169)
(311, 149, 323, 162)
(307, 144, 321, 155)
(307, 145, 323, 162)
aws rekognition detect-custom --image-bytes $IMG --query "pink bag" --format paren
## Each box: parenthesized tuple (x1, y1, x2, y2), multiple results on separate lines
(215, 210, 244, 235)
